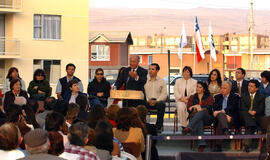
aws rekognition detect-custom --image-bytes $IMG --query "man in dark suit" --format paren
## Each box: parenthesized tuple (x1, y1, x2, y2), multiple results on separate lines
(232, 68, 249, 96)
(115, 55, 148, 107)
(240, 79, 265, 152)
(213, 81, 240, 151)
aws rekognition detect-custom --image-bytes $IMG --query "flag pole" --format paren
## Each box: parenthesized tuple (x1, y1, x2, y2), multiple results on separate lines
(194, 51, 196, 74)
(180, 55, 183, 74)
(210, 52, 212, 73)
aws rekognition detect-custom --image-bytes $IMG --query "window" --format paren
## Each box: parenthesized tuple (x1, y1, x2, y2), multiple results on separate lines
(34, 14, 61, 40)
(91, 45, 110, 61)
(33, 60, 61, 84)
(148, 55, 152, 65)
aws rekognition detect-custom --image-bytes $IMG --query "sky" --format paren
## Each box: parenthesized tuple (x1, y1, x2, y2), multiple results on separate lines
(90, 0, 270, 10)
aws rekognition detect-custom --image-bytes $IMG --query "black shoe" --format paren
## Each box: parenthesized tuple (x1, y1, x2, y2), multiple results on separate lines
(243, 145, 250, 153)
(213, 145, 222, 152)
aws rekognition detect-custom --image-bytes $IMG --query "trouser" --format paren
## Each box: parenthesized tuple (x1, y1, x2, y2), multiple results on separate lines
(188, 110, 213, 147)
(146, 102, 166, 130)
(122, 99, 144, 108)
(176, 101, 189, 127)
(216, 112, 233, 146)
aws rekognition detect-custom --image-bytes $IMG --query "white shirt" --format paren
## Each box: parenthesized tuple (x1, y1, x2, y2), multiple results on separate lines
(144, 76, 167, 102)
(0, 149, 25, 160)
(263, 82, 269, 89)
(237, 79, 243, 88)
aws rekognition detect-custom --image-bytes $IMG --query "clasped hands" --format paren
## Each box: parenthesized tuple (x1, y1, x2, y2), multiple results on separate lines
(129, 71, 138, 79)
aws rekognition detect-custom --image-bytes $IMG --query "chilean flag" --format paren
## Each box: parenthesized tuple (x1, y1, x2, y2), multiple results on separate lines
(195, 16, 205, 62)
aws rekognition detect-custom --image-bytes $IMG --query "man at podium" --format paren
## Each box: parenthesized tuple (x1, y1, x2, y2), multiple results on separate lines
(115, 55, 148, 107)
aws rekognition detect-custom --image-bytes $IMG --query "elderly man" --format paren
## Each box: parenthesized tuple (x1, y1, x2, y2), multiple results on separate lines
(115, 55, 148, 107)
(144, 63, 167, 132)
(213, 81, 240, 151)
(19, 129, 64, 160)
(65, 122, 99, 160)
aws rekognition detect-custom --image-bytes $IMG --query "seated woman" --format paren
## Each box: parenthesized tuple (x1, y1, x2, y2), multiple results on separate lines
(113, 108, 145, 160)
(87, 68, 111, 107)
(62, 79, 86, 104)
(3, 79, 28, 111)
(259, 71, 270, 98)
(184, 81, 214, 152)
(3, 67, 26, 94)
(27, 69, 50, 101)
(207, 69, 222, 96)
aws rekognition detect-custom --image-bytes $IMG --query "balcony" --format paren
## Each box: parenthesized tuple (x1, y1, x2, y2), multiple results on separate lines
(0, 0, 22, 13)
(0, 37, 20, 58)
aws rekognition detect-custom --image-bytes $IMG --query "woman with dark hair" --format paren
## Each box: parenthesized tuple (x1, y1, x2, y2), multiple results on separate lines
(3, 67, 26, 94)
(3, 79, 28, 111)
(106, 104, 120, 127)
(22, 105, 40, 129)
(259, 71, 270, 97)
(62, 79, 86, 104)
(113, 108, 145, 160)
(207, 69, 222, 96)
(88, 104, 107, 129)
(174, 66, 197, 130)
(87, 68, 111, 107)
(27, 69, 50, 101)
(184, 81, 214, 152)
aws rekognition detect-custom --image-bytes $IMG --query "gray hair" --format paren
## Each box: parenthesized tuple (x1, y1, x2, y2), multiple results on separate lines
(27, 140, 49, 154)
(222, 81, 232, 90)
(68, 122, 89, 146)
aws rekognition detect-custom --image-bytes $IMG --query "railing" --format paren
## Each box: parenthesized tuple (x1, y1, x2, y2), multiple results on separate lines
(0, 0, 22, 10)
(0, 37, 20, 56)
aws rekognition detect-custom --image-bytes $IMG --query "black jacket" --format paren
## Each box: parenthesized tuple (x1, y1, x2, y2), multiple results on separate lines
(115, 66, 148, 92)
(213, 93, 240, 126)
(232, 79, 249, 96)
(87, 77, 111, 102)
(240, 92, 265, 117)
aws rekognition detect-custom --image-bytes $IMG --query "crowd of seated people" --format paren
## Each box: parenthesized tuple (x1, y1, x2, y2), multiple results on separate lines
(1, 60, 270, 160)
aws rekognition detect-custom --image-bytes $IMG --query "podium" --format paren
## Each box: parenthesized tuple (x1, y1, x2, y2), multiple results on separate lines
(110, 90, 144, 100)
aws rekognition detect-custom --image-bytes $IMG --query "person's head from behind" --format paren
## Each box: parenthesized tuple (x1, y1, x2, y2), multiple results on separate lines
(130, 55, 139, 69)
(76, 94, 88, 111)
(106, 104, 120, 122)
(45, 112, 65, 132)
(33, 69, 46, 82)
(116, 108, 133, 131)
(149, 63, 160, 78)
(66, 63, 76, 77)
(88, 104, 106, 129)
(23, 105, 40, 129)
(44, 97, 56, 111)
(0, 123, 21, 151)
(235, 68, 246, 81)
(6, 67, 21, 81)
(48, 131, 64, 156)
(53, 99, 68, 117)
(24, 129, 49, 154)
(66, 103, 80, 123)
(196, 81, 209, 95)
(182, 66, 193, 80)
(5, 104, 23, 123)
(86, 128, 96, 146)
(261, 71, 270, 84)
(248, 79, 260, 94)
(27, 99, 39, 114)
(68, 79, 80, 93)
(95, 127, 113, 153)
(136, 105, 148, 123)
(68, 122, 89, 146)
(10, 78, 22, 92)
(221, 81, 232, 96)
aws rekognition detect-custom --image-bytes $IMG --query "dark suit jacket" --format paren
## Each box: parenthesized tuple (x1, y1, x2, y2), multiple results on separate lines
(115, 66, 148, 92)
(259, 82, 270, 98)
(232, 79, 249, 96)
(240, 92, 265, 117)
(213, 93, 240, 126)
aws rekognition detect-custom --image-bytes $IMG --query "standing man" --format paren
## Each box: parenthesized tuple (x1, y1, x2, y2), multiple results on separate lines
(144, 63, 167, 132)
(240, 79, 265, 152)
(115, 55, 148, 107)
(232, 68, 249, 96)
(56, 63, 83, 100)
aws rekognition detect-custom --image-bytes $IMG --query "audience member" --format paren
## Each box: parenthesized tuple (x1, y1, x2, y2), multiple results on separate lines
(207, 69, 222, 96)
(37, 97, 55, 121)
(106, 104, 120, 127)
(240, 79, 265, 152)
(85, 128, 97, 153)
(88, 68, 111, 107)
(113, 108, 145, 160)
(0, 98, 7, 126)
(3, 79, 28, 111)
(174, 66, 197, 130)
(213, 81, 240, 152)
(232, 68, 249, 96)
(130, 107, 147, 136)
(88, 104, 107, 129)
(23, 105, 40, 129)
(65, 122, 98, 160)
(27, 99, 45, 128)
(144, 63, 167, 132)
(19, 129, 64, 160)
(185, 81, 214, 152)
(63, 79, 86, 104)
(0, 123, 25, 160)
(76, 94, 89, 122)
(52, 100, 69, 117)
(115, 55, 148, 107)
(56, 63, 83, 100)
(65, 103, 80, 128)
(259, 71, 270, 97)
(27, 69, 50, 101)
(3, 67, 26, 94)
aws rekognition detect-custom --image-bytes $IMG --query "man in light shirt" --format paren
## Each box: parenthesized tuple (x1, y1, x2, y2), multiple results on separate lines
(144, 63, 167, 132)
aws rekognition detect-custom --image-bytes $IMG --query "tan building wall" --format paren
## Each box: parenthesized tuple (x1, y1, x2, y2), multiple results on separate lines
(0, 0, 89, 96)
